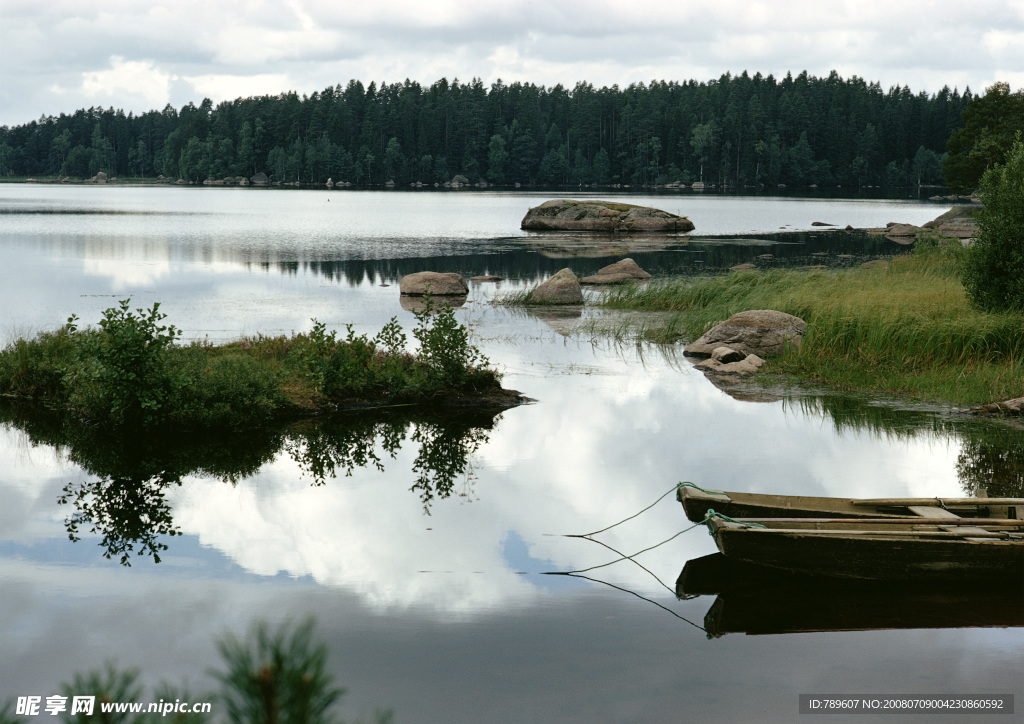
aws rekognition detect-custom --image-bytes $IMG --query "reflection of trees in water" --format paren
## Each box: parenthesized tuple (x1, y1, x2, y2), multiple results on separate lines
(782, 393, 1024, 498)
(956, 425, 1024, 498)
(285, 411, 492, 510)
(0, 403, 499, 565)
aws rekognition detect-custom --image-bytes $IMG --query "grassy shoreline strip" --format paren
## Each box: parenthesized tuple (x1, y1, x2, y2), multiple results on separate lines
(598, 244, 1024, 404)
(0, 300, 505, 430)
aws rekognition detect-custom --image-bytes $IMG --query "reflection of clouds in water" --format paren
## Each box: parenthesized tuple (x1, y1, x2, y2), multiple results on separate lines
(171, 458, 541, 616)
(156, 342, 963, 613)
(82, 237, 171, 288)
(1, 554, 1019, 724)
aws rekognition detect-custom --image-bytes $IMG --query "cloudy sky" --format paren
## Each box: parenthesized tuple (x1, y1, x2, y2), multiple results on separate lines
(2, 0, 1023, 128)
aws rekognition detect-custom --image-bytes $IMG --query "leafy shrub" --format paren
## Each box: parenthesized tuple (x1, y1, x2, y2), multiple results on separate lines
(67, 300, 181, 426)
(961, 136, 1024, 311)
(411, 301, 490, 388)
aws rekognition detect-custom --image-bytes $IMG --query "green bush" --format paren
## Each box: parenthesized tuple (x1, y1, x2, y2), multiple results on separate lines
(961, 136, 1024, 311)
(412, 302, 490, 388)
(66, 300, 181, 426)
(0, 300, 502, 430)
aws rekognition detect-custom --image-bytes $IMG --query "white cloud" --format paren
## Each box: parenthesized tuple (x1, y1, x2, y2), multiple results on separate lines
(78, 56, 174, 106)
(184, 73, 293, 102)
(2, 1, 1024, 125)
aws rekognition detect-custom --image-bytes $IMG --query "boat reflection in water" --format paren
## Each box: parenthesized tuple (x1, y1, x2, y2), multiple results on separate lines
(678, 552, 1024, 638)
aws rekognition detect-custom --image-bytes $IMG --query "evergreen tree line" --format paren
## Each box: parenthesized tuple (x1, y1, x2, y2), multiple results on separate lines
(0, 70, 969, 189)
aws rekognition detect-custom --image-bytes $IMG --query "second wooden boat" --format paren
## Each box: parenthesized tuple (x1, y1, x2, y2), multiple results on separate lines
(678, 485, 1024, 523)
(705, 514, 1024, 582)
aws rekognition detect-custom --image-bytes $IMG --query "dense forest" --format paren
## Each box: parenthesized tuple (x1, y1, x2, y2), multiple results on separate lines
(0, 70, 970, 189)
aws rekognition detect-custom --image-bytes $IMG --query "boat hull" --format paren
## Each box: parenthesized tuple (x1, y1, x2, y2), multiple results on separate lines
(710, 518, 1024, 582)
(679, 486, 1024, 523)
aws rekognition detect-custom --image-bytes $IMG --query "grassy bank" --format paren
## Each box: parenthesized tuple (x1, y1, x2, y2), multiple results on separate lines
(599, 242, 1024, 404)
(0, 300, 505, 430)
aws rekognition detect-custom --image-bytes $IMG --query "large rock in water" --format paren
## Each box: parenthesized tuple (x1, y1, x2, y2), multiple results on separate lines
(684, 310, 805, 358)
(399, 272, 469, 296)
(580, 258, 652, 284)
(529, 268, 584, 304)
(521, 200, 695, 232)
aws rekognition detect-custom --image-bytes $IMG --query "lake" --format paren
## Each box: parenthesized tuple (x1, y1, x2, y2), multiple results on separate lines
(0, 185, 1020, 723)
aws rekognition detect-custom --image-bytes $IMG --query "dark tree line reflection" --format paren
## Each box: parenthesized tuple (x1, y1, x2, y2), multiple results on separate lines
(0, 402, 501, 565)
(783, 393, 1024, 499)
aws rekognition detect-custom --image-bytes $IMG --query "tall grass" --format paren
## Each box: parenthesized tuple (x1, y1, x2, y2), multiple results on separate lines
(599, 243, 1024, 404)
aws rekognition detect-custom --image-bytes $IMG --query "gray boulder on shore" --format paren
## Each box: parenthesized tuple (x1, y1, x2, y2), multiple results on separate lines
(521, 200, 695, 232)
(684, 310, 805, 358)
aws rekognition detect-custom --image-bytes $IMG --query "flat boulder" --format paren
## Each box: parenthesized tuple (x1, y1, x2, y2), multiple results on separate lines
(528, 268, 584, 304)
(580, 258, 652, 284)
(684, 310, 805, 358)
(693, 349, 766, 377)
(399, 271, 469, 296)
(521, 200, 695, 232)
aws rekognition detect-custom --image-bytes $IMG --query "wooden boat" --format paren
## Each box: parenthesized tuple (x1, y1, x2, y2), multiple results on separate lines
(705, 514, 1024, 582)
(678, 485, 1024, 523)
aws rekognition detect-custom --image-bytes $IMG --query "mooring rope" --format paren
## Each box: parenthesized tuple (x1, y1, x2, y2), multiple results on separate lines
(550, 571, 709, 633)
(568, 481, 724, 538)
(566, 517, 712, 576)
(548, 482, 771, 633)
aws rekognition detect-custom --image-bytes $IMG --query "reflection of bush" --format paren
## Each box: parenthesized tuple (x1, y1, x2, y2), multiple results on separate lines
(0, 402, 498, 565)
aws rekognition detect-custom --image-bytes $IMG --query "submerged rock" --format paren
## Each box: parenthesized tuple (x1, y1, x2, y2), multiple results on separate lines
(399, 272, 469, 296)
(521, 200, 695, 232)
(528, 268, 584, 304)
(684, 310, 805, 358)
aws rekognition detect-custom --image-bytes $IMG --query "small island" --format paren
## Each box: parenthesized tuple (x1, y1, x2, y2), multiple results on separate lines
(0, 300, 526, 432)
(521, 200, 695, 232)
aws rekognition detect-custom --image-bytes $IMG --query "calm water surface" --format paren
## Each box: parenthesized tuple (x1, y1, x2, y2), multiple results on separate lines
(0, 186, 1020, 723)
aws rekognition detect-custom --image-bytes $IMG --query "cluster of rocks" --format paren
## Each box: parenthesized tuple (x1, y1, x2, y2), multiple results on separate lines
(683, 310, 805, 377)
(864, 206, 979, 244)
(521, 200, 695, 232)
(202, 176, 250, 186)
(525, 258, 654, 304)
